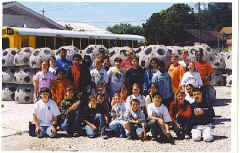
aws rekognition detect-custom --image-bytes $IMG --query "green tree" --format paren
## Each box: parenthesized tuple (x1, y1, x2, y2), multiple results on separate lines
(107, 23, 144, 35)
(143, 3, 194, 45)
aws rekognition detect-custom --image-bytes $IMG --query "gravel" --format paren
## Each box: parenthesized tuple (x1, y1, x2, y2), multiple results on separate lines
(1, 86, 232, 152)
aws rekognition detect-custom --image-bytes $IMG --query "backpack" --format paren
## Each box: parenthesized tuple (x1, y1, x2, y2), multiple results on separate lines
(29, 121, 36, 137)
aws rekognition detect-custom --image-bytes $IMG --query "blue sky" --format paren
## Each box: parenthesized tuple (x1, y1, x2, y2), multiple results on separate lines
(21, 2, 196, 29)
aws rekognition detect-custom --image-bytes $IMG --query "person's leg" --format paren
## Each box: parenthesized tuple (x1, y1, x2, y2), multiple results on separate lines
(46, 126, 57, 138)
(72, 110, 82, 134)
(147, 120, 160, 140)
(84, 125, 95, 138)
(136, 127, 144, 139)
(60, 118, 69, 131)
(202, 126, 214, 142)
(191, 128, 202, 141)
(95, 113, 105, 134)
(37, 126, 48, 138)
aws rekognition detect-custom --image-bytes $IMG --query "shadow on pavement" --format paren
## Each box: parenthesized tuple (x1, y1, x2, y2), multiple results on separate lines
(213, 99, 231, 107)
(213, 117, 231, 125)
(213, 135, 228, 141)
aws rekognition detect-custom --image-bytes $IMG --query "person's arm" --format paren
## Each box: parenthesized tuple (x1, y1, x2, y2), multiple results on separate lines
(84, 120, 97, 130)
(33, 79, 39, 103)
(50, 116, 58, 133)
(33, 114, 40, 134)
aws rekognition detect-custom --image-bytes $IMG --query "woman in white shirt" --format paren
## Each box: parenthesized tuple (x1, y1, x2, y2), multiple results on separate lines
(180, 62, 203, 88)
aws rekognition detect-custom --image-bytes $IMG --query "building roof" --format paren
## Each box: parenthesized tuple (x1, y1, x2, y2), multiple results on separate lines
(219, 27, 232, 34)
(3, 1, 65, 30)
(56, 21, 112, 34)
(9, 27, 145, 42)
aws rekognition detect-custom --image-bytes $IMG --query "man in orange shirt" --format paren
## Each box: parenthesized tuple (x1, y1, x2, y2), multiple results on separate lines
(194, 49, 215, 105)
(168, 54, 185, 94)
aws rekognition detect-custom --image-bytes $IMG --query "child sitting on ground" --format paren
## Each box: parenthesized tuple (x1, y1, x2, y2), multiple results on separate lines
(126, 83, 147, 117)
(191, 87, 215, 142)
(168, 89, 192, 140)
(58, 86, 82, 137)
(81, 95, 105, 138)
(124, 99, 147, 140)
(33, 87, 60, 138)
(147, 93, 174, 144)
(104, 93, 127, 139)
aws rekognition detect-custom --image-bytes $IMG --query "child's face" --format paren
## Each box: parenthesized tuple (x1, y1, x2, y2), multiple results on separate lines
(131, 59, 139, 67)
(171, 56, 178, 65)
(95, 61, 102, 70)
(186, 85, 193, 94)
(153, 96, 162, 107)
(103, 59, 111, 68)
(97, 95, 104, 104)
(57, 71, 64, 80)
(49, 59, 56, 67)
(65, 90, 74, 99)
(73, 57, 81, 66)
(149, 84, 157, 94)
(188, 63, 195, 72)
(132, 85, 140, 96)
(193, 91, 202, 103)
(89, 99, 97, 108)
(176, 93, 185, 104)
(112, 95, 121, 104)
(131, 101, 140, 112)
(150, 60, 158, 69)
(41, 61, 49, 71)
(41, 92, 49, 102)
(114, 60, 121, 68)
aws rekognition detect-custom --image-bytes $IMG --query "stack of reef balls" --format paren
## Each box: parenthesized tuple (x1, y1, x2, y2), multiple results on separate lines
(2, 44, 232, 104)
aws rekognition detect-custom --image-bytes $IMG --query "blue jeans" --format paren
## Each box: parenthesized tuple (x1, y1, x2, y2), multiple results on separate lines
(127, 122, 144, 137)
(83, 113, 105, 137)
(37, 126, 56, 138)
(60, 110, 82, 134)
(109, 122, 126, 137)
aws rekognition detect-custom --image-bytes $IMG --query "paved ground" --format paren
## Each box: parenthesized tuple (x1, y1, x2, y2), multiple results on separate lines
(1, 86, 232, 152)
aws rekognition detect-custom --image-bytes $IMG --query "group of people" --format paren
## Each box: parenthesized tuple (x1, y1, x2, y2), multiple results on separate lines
(32, 47, 215, 144)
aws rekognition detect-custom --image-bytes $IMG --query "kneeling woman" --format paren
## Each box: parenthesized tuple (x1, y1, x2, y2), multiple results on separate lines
(169, 89, 192, 139)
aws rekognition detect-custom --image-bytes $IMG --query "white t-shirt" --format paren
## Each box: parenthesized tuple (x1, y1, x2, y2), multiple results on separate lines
(147, 103, 171, 122)
(33, 99, 61, 126)
(178, 60, 187, 68)
(90, 67, 109, 93)
(125, 95, 146, 110)
(181, 71, 203, 87)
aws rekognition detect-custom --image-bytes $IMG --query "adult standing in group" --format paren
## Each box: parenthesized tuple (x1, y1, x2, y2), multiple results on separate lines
(168, 54, 185, 94)
(194, 49, 214, 103)
(121, 49, 133, 70)
(33, 59, 56, 103)
(125, 55, 145, 94)
(56, 48, 72, 78)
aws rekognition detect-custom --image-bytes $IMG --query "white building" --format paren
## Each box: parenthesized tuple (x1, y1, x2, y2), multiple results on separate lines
(3, 1, 65, 29)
